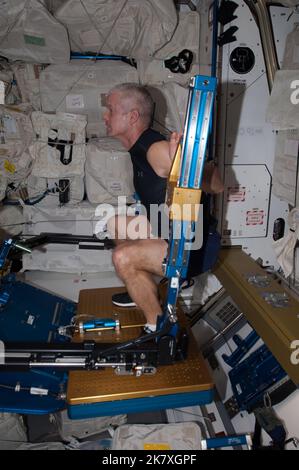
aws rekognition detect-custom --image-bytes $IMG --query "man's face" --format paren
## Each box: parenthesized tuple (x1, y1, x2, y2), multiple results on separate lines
(103, 91, 130, 138)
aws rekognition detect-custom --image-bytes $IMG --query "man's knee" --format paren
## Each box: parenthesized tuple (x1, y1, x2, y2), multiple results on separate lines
(112, 245, 132, 274)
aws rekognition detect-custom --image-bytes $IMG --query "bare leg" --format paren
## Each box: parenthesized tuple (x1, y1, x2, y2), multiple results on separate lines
(112, 239, 167, 324)
(107, 214, 152, 246)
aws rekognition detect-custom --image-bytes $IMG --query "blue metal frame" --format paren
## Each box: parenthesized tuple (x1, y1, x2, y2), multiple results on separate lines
(161, 76, 217, 333)
(68, 389, 214, 419)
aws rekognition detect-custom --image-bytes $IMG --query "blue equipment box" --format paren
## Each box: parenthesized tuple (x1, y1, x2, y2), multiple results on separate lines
(229, 344, 287, 412)
(0, 274, 76, 414)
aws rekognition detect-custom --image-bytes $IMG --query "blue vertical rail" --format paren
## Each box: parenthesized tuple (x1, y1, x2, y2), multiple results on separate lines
(161, 75, 217, 332)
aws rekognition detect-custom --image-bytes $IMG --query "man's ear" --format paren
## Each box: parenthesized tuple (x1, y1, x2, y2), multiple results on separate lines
(130, 109, 140, 125)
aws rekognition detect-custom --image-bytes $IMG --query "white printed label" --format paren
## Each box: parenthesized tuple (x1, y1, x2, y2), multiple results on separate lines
(227, 186, 246, 202)
(3, 115, 17, 135)
(108, 181, 122, 193)
(170, 278, 179, 288)
(27, 314, 35, 325)
(66, 94, 84, 109)
(30, 387, 48, 396)
(246, 210, 264, 225)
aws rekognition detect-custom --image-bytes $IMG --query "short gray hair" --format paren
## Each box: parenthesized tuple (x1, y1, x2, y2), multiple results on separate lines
(109, 83, 154, 127)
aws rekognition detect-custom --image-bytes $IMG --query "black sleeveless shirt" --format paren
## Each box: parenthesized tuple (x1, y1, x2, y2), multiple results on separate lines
(129, 129, 219, 278)
(129, 128, 167, 219)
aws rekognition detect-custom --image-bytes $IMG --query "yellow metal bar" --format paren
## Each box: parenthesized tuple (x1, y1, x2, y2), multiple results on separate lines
(67, 287, 214, 405)
(214, 247, 299, 385)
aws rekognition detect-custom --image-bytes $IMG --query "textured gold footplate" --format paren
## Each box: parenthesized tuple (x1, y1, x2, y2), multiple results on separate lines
(214, 247, 299, 385)
(67, 287, 214, 405)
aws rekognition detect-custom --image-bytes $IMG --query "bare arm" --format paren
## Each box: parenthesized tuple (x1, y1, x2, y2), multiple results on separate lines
(147, 133, 224, 194)
(201, 162, 224, 194)
(146, 132, 182, 178)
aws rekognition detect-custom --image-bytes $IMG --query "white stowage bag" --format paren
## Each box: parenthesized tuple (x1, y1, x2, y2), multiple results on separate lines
(266, 70, 299, 130)
(22, 203, 115, 273)
(44, 0, 66, 13)
(137, 60, 199, 87)
(137, 11, 200, 86)
(0, 0, 70, 63)
(282, 24, 299, 70)
(0, 60, 21, 105)
(39, 60, 139, 137)
(154, 11, 200, 61)
(54, 0, 177, 59)
(0, 205, 24, 237)
(272, 129, 299, 206)
(112, 422, 202, 450)
(273, 208, 299, 278)
(0, 176, 7, 201)
(275, 0, 299, 5)
(25, 174, 85, 207)
(56, 410, 127, 441)
(23, 202, 108, 237)
(12, 63, 45, 110)
(85, 138, 134, 204)
(0, 105, 34, 184)
(148, 82, 189, 134)
(30, 111, 87, 178)
(0, 413, 27, 444)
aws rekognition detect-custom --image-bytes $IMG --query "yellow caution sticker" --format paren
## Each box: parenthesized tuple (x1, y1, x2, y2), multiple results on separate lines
(144, 443, 171, 450)
(4, 159, 15, 174)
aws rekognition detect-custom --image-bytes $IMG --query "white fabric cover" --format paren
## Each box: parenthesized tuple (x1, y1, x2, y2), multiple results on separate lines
(0, 176, 7, 201)
(137, 11, 200, 86)
(18, 442, 66, 450)
(154, 11, 200, 61)
(23, 203, 103, 236)
(273, 0, 299, 6)
(0, 0, 70, 63)
(85, 138, 134, 204)
(272, 129, 299, 205)
(45, 0, 66, 13)
(30, 111, 87, 178)
(12, 62, 45, 110)
(0, 413, 27, 443)
(22, 203, 114, 272)
(137, 60, 199, 86)
(0, 60, 21, 105)
(273, 208, 299, 277)
(148, 82, 189, 134)
(22, 241, 113, 273)
(40, 60, 139, 137)
(25, 174, 84, 206)
(54, 0, 177, 59)
(282, 24, 299, 70)
(0, 205, 24, 237)
(112, 422, 202, 450)
(266, 70, 299, 130)
(56, 410, 126, 441)
(0, 105, 34, 184)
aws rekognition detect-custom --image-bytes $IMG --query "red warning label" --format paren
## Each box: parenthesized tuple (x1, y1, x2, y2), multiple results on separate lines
(246, 210, 265, 225)
(227, 187, 246, 202)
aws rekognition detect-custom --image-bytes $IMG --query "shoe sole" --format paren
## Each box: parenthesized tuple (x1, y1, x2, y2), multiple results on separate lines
(112, 301, 136, 308)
